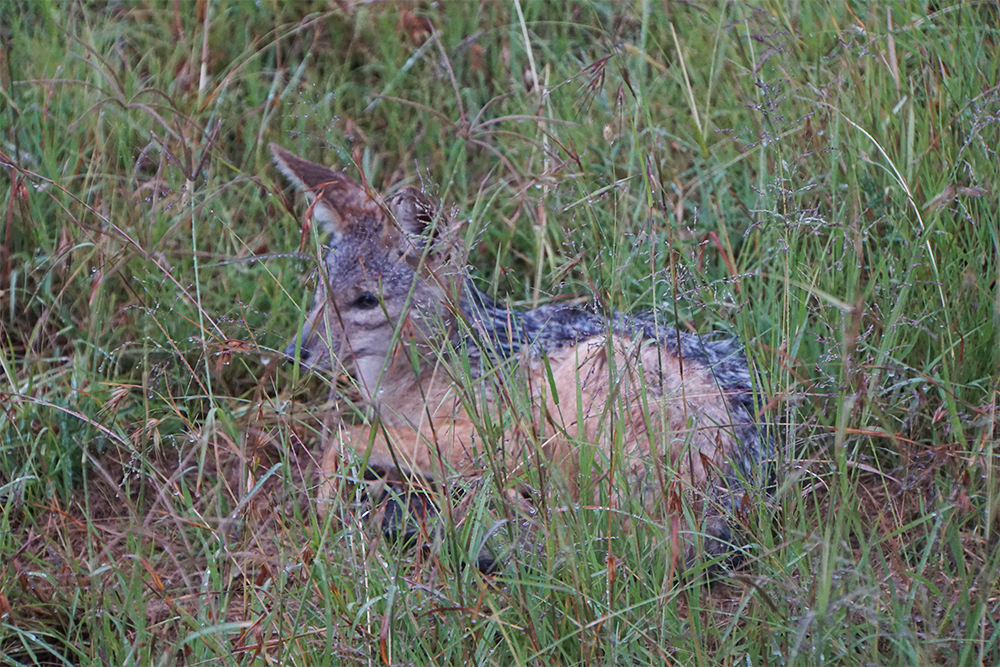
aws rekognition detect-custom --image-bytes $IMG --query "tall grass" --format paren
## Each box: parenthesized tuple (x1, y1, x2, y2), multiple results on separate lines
(1, 1, 998, 665)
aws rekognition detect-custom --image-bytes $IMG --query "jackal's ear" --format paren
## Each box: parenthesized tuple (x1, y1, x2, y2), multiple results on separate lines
(269, 143, 380, 236)
(388, 187, 437, 237)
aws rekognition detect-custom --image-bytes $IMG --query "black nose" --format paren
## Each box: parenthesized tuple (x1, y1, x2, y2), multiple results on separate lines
(284, 338, 310, 363)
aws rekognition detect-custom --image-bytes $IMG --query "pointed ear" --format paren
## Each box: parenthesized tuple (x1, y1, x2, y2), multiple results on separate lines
(388, 187, 437, 237)
(269, 143, 379, 236)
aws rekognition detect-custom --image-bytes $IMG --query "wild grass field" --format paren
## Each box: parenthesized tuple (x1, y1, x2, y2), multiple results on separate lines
(1, 1, 998, 665)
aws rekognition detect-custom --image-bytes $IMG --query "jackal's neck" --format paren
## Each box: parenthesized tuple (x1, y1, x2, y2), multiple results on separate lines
(459, 280, 607, 359)
(369, 280, 605, 428)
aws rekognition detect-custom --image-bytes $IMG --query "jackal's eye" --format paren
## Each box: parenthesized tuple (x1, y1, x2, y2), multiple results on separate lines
(351, 292, 380, 310)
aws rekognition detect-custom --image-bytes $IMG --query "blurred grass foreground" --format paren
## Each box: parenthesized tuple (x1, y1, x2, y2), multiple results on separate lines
(1, 1, 998, 665)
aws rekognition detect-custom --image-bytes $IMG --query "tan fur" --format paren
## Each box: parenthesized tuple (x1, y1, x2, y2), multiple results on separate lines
(317, 327, 741, 514)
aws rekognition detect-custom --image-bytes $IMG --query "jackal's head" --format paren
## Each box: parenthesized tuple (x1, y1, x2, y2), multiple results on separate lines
(270, 143, 461, 399)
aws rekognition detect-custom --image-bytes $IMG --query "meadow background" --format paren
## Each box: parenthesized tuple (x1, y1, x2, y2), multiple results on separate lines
(1, 1, 998, 665)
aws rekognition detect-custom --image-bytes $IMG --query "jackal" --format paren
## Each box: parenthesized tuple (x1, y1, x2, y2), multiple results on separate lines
(270, 143, 771, 569)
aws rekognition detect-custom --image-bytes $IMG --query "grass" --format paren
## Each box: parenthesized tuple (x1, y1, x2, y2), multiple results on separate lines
(1, 0, 998, 664)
